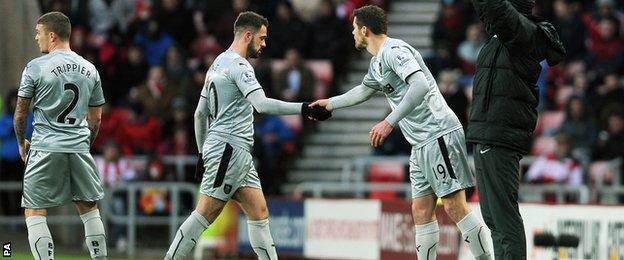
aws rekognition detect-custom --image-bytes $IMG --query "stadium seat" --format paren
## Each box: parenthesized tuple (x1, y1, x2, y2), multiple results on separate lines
(367, 161, 405, 200)
(535, 111, 565, 136)
(531, 136, 557, 155)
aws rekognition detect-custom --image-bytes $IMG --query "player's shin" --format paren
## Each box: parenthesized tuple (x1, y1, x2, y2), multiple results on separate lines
(26, 216, 54, 260)
(247, 218, 278, 260)
(457, 211, 493, 259)
(80, 209, 107, 259)
(415, 220, 439, 260)
(165, 211, 209, 260)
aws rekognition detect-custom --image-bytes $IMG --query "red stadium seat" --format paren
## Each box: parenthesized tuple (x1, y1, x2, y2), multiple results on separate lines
(367, 161, 405, 200)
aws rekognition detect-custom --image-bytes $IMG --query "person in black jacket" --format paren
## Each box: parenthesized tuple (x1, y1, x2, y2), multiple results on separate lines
(467, 0, 565, 258)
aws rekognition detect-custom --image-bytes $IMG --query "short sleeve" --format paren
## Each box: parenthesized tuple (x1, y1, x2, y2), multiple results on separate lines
(18, 63, 40, 99)
(232, 60, 262, 97)
(384, 46, 422, 82)
(89, 70, 106, 106)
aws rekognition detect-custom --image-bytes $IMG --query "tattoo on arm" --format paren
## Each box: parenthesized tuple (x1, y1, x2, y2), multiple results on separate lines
(13, 97, 31, 144)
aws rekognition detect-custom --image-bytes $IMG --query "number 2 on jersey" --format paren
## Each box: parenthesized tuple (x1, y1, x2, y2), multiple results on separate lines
(57, 83, 79, 124)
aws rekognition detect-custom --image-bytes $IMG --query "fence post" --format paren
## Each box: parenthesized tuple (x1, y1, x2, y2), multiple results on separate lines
(128, 185, 137, 257)
(170, 186, 180, 243)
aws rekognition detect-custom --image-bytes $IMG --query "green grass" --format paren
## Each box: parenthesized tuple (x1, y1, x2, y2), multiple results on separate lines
(9, 252, 127, 260)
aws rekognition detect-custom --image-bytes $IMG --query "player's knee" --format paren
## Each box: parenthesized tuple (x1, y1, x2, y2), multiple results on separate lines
(247, 204, 269, 221)
(195, 203, 225, 223)
(24, 208, 47, 217)
(442, 198, 469, 221)
(411, 203, 434, 224)
(75, 201, 97, 214)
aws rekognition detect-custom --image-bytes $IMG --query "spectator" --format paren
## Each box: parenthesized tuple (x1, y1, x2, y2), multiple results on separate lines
(96, 141, 137, 187)
(131, 66, 175, 117)
(438, 70, 469, 127)
(310, 0, 351, 80)
(586, 17, 623, 77)
(457, 23, 484, 76)
(552, 0, 587, 61)
(164, 45, 193, 97)
(0, 90, 33, 216)
(92, 103, 128, 153)
(277, 49, 315, 102)
(88, 0, 136, 35)
(526, 134, 584, 187)
(214, 0, 252, 49)
(249, 57, 275, 97)
(114, 45, 149, 105)
(583, 0, 624, 37)
(253, 113, 295, 195)
(595, 112, 624, 160)
(159, 97, 195, 155)
(134, 20, 175, 66)
(425, 42, 459, 78)
(95, 141, 136, 251)
(117, 103, 162, 155)
(265, 1, 308, 58)
(432, 2, 466, 58)
(155, 0, 195, 49)
(590, 72, 624, 121)
(558, 96, 597, 163)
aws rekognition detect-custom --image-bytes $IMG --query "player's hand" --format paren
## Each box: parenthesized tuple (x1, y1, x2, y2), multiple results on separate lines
(302, 103, 332, 121)
(18, 139, 31, 162)
(369, 120, 393, 148)
(309, 99, 333, 111)
(195, 154, 205, 181)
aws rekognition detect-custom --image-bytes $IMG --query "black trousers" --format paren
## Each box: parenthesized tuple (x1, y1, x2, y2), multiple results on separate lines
(474, 143, 526, 259)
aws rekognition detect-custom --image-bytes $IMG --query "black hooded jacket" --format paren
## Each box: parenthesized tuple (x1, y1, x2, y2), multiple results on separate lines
(466, 0, 566, 154)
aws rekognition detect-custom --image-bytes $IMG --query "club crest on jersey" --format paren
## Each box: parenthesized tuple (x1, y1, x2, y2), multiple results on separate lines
(242, 71, 256, 84)
(224, 184, 232, 194)
(383, 84, 395, 93)
(396, 53, 411, 67)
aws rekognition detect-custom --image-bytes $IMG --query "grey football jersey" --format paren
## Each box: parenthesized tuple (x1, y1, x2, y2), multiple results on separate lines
(199, 50, 262, 151)
(18, 50, 105, 153)
(364, 37, 462, 148)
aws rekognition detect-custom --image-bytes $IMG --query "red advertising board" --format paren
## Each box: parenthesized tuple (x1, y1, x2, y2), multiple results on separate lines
(380, 200, 459, 260)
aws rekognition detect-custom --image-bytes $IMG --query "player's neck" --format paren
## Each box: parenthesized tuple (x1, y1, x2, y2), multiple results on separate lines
(49, 42, 71, 53)
(229, 39, 248, 59)
(367, 35, 388, 56)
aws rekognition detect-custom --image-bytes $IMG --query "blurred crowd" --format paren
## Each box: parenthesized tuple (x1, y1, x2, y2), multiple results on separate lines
(2, 0, 623, 219)
(0, 0, 388, 224)
(374, 0, 624, 201)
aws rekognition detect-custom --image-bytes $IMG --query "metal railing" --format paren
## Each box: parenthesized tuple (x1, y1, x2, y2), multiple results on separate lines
(289, 155, 624, 205)
(104, 182, 198, 256)
(0, 181, 198, 257)
(338, 155, 538, 183)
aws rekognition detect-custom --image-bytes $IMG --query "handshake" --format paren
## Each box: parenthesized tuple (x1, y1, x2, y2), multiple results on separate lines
(301, 99, 332, 121)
